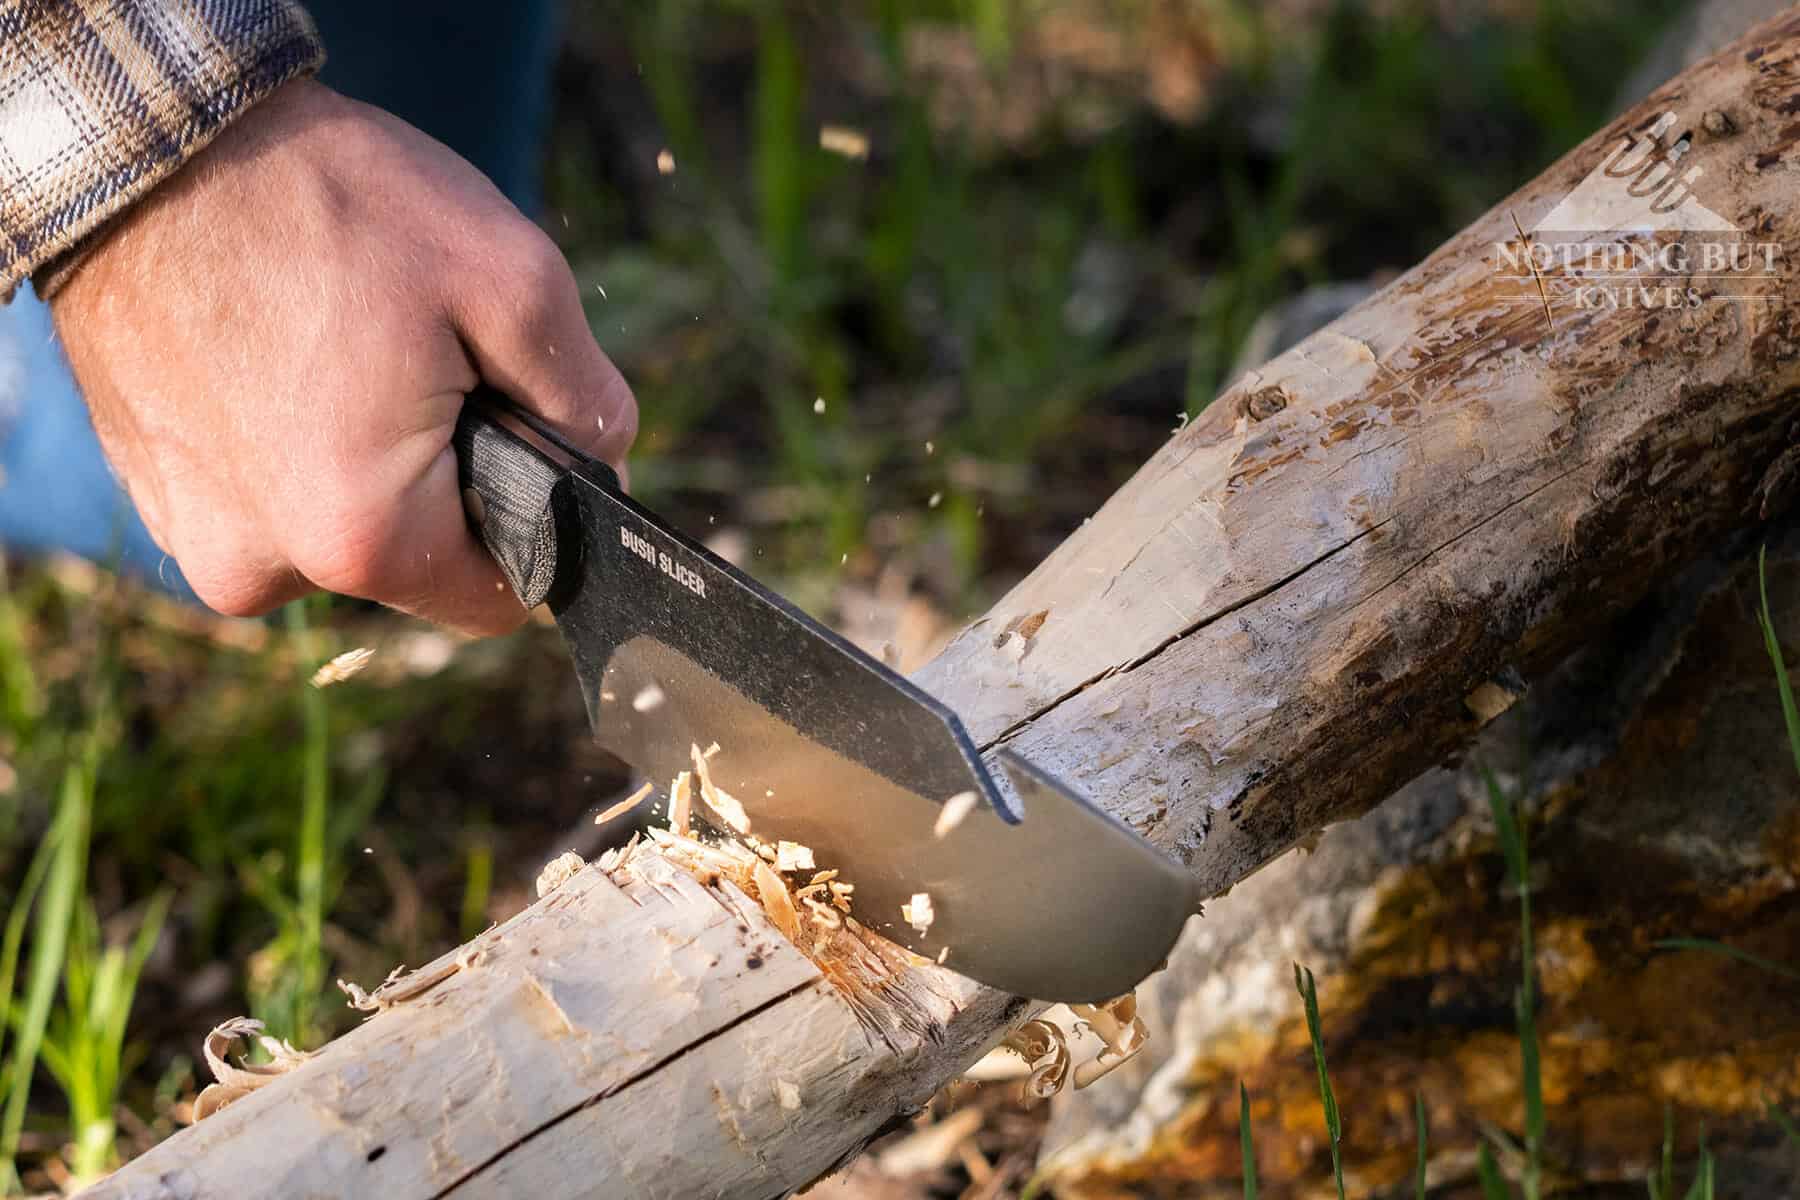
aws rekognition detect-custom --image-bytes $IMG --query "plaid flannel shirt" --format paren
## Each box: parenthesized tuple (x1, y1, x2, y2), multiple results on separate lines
(0, 0, 323, 300)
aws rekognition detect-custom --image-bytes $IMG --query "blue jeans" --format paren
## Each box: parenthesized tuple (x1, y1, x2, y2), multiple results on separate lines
(0, 0, 558, 594)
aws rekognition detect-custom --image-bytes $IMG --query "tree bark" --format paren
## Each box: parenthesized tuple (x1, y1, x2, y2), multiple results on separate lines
(93, 11, 1800, 1198)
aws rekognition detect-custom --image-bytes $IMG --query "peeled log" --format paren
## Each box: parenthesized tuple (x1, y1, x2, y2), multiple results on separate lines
(94, 12, 1800, 1198)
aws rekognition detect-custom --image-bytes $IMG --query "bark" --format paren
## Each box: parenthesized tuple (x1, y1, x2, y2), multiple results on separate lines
(93, 11, 1800, 1198)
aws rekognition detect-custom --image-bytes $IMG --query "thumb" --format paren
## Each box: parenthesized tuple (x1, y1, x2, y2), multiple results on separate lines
(448, 230, 637, 471)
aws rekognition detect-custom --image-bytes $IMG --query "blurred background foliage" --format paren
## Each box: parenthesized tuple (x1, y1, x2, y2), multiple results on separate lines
(0, 0, 1696, 1192)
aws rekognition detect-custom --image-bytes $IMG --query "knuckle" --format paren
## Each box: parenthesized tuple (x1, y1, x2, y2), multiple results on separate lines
(182, 557, 278, 618)
(291, 496, 393, 598)
(505, 230, 577, 323)
(296, 529, 386, 598)
(600, 378, 639, 451)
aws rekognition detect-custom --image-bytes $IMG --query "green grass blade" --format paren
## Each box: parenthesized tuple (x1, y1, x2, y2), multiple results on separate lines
(1, 750, 93, 1183)
(1476, 1142, 1512, 1200)
(1484, 768, 1543, 1199)
(280, 600, 332, 1045)
(1680, 1125, 1712, 1200)
(1240, 1082, 1259, 1200)
(1483, 769, 1527, 890)
(1757, 546, 1800, 781)
(0, 810, 63, 1092)
(1652, 937, 1800, 983)
(1414, 1091, 1428, 1200)
(461, 840, 494, 942)
(1293, 963, 1345, 1200)
(1767, 1104, 1800, 1149)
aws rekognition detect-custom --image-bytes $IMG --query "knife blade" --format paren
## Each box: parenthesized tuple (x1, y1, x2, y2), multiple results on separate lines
(453, 388, 1199, 1002)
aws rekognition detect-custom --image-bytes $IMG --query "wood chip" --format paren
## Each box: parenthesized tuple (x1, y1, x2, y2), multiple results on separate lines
(668, 771, 693, 837)
(690, 742, 753, 834)
(774, 841, 815, 872)
(902, 891, 935, 935)
(632, 684, 665, 712)
(535, 851, 585, 898)
(818, 125, 870, 160)
(595, 780, 654, 827)
(753, 860, 802, 943)
(309, 646, 374, 688)
(933, 791, 979, 839)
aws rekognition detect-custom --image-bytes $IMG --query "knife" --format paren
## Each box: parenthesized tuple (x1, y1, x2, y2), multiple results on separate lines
(452, 387, 1199, 1002)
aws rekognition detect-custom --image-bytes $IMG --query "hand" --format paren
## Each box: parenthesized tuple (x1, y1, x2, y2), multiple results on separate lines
(50, 79, 635, 633)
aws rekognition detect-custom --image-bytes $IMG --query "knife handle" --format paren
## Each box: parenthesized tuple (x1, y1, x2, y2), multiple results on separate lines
(451, 388, 571, 609)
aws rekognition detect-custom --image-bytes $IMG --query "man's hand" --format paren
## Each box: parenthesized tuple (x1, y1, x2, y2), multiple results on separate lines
(50, 79, 635, 633)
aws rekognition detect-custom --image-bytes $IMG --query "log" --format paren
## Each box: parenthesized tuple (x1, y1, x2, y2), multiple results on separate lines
(94, 11, 1800, 1198)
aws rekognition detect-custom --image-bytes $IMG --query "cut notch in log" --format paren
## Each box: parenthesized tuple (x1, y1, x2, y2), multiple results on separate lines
(92, 11, 1800, 1198)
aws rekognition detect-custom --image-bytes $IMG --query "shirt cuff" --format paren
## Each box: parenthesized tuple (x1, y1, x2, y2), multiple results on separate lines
(0, 0, 325, 301)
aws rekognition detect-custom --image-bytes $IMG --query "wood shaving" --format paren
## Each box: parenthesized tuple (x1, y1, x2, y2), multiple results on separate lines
(309, 646, 374, 689)
(598, 833, 641, 874)
(960, 991, 1151, 1098)
(901, 891, 935, 935)
(1069, 993, 1150, 1089)
(802, 895, 843, 929)
(632, 684, 665, 712)
(753, 860, 802, 943)
(933, 790, 979, 839)
(668, 770, 693, 837)
(595, 780, 654, 827)
(535, 851, 585, 898)
(690, 742, 752, 834)
(337, 955, 468, 1014)
(337, 964, 404, 1011)
(1006, 1019, 1071, 1102)
(192, 1017, 314, 1121)
(774, 841, 815, 872)
(818, 125, 870, 160)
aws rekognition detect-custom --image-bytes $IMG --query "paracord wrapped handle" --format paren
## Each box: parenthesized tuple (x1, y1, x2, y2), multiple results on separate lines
(451, 387, 567, 609)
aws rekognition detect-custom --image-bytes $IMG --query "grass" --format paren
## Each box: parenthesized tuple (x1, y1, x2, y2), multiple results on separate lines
(1294, 963, 1347, 1200)
(1239, 1082, 1257, 1200)
(1483, 766, 1544, 1200)
(1240, 544, 1800, 1199)
(553, 0, 1686, 601)
(3, 713, 105, 1192)
(38, 890, 170, 1184)
(1758, 546, 1800, 780)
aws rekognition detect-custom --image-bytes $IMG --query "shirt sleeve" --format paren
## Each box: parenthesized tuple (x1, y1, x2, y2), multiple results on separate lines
(0, 0, 324, 300)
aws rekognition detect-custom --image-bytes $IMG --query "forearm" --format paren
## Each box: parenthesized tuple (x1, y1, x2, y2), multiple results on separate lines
(0, 0, 323, 300)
